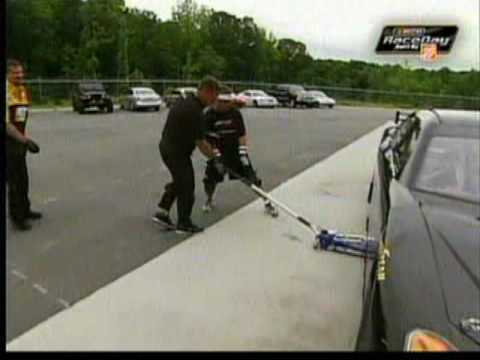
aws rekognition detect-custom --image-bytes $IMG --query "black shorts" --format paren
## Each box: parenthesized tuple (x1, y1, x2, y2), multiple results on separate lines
(205, 154, 247, 183)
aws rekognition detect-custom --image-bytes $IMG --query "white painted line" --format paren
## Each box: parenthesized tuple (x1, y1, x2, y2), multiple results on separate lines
(11, 270, 27, 281)
(33, 284, 48, 295)
(57, 299, 71, 309)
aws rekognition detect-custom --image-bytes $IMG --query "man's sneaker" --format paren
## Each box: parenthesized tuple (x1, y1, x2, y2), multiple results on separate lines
(264, 202, 279, 218)
(176, 222, 204, 234)
(12, 219, 32, 231)
(152, 211, 175, 229)
(27, 210, 42, 220)
(202, 200, 215, 213)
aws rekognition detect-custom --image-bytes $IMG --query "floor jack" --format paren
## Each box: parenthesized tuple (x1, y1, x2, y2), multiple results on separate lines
(226, 168, 379, 259)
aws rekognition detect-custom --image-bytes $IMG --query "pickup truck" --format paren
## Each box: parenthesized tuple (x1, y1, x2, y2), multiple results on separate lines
(266, 84, 305, 107)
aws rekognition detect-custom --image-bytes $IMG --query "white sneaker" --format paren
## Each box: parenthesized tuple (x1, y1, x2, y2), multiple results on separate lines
(202, 200, 214, 213)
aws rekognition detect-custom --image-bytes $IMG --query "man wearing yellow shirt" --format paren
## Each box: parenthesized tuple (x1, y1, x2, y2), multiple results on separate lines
(6, 59, 41, 231)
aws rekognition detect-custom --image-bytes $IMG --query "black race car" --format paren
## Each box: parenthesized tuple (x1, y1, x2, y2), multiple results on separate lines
(72, 81, 114, 114)
(356, 109, 480, 351)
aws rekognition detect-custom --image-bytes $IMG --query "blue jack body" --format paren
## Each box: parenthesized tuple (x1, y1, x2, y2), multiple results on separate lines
(315, 230, 378, 259)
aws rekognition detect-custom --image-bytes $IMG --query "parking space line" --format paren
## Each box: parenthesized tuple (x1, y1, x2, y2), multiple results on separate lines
(8, 265, 72, 313)
(11, 270, 27, 281)
(57, 299, 71, 309)
(33, 284, 48, 295)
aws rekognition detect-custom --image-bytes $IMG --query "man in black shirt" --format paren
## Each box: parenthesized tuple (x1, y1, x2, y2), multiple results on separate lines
(154, 76, 224, 233)
(201, 92, 279, 217)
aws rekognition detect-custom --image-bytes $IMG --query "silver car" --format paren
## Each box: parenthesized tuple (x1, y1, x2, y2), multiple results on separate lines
(296, 90, 336, 108)
(120, 87, 164, 111)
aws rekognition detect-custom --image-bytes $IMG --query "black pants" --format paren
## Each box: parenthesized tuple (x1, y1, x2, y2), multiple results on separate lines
(6, 140, 31, 223)
(158, 144, 195, 225)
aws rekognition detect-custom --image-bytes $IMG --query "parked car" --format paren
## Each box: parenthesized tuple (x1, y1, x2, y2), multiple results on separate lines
(163, 87, 197, 107)
(356, 109, 480, 351)
(296, 90, 336, 108)
(237, 89, 278, 108)
(266, 84, 305, 107)
(72, 81, 114, 114)
(119, 87, 163, 111)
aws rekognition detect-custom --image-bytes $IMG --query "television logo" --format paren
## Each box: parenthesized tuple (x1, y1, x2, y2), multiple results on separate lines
(376, 26, 458, 59)
(420, 43, 439, 61)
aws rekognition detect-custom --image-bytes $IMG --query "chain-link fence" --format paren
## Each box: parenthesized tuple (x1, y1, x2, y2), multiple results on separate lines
(26, 78, 479, 110)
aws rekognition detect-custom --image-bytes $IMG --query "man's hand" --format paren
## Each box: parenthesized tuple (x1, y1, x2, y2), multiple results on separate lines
(238, 145, 251, 168)
(245, 167, 262, 187)
(25, 139, 40, 154)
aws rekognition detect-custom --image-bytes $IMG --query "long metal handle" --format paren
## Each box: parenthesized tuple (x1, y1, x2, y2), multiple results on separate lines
(225, 167, 378, 258)
(226, 168, 321, 237)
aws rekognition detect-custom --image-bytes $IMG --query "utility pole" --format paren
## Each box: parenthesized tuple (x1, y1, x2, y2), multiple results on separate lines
(117, 6, 129, 82)
(186, 51, 192, 80)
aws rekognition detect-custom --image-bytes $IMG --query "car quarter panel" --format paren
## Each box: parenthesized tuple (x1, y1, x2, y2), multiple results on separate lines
(380, 180, 450, 350)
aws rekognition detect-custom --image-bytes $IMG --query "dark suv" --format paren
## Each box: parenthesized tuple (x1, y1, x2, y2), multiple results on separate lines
(266, 84, 305, 107)
(72, 82, 114, 114)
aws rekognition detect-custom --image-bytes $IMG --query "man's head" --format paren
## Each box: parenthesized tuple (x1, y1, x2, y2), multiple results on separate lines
(7, 59, 25, 85)
(213, 86, 236, 113)
(213, 85, 247, 113)
(197, 76, 220, 106)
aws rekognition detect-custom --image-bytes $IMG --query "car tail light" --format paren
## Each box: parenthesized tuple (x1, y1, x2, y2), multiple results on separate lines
(405, 329, 458, 351)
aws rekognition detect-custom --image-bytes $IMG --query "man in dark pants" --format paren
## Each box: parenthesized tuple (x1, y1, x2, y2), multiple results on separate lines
(153, 76, 223, 234)
(201, 92, 278, 217)
(6, 59, 41, 231)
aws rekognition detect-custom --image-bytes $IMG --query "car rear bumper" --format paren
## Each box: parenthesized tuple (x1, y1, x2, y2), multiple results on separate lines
(81, 99, 111, 107)
(135, 101, 163, 108)
(257, 101, 278, 107)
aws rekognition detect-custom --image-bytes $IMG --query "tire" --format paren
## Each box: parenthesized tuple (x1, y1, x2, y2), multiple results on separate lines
(155, 106, 160, 111)
(254, 100, 258, 108)
(329, 105, 334, 109)
(78, 105, 85, 114)
(107, 102, 114, 113)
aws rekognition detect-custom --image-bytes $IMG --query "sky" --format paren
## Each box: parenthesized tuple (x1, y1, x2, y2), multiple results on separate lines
(125, 0, 479, 71)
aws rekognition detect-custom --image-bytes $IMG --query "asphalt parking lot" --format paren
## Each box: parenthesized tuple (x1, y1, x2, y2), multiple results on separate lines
(6, 105, 391, 342)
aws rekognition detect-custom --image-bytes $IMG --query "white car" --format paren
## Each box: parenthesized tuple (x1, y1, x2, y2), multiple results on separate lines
(120, 87, 164, 111)
(296, 90, 336, 108)
(237, 89, 279, 108)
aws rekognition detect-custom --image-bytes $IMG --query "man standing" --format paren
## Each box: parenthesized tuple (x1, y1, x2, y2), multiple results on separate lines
(153, 76, 224, 234)
(201, 92, 279, 217)
(6, 59, 41, 231)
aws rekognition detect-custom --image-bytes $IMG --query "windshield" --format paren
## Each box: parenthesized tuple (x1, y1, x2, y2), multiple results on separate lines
(290, 85, 304, 92)
(309, 91, 327, 97)
(80, 83, 104, 91)
(251, 91, 267, 97)
(135, 89, 155, 95)
(414, 136, 480, 202)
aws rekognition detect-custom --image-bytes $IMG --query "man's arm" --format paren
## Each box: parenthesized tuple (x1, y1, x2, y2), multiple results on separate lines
(6, 108, 40, 153)
(195, 139, 217, 159)
(238, 135, 247, 146)
(6, 122, 28, 144)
